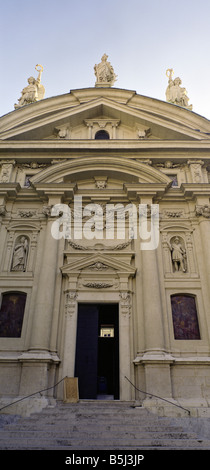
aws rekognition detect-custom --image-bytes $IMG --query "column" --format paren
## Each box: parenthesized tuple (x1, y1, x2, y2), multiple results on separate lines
(29, 209, 59, 351)
(140, 245, 175, 403)
(139, 200, 165, 355)
(141, 248, 165, 354)
(138, 197, 174, 405)
(86, 122, 93, 139)
(111, 122, 119, 139)
(112, 123, 117, 139)
(19, 203, 62, 399)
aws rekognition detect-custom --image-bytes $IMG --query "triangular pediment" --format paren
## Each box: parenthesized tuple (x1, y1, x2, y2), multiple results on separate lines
(1, 88, 210, 141)
(61, 253, 136, 277)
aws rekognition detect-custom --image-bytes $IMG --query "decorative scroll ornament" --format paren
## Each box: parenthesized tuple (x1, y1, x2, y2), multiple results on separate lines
(89, 262, 109, 271)
(83, 282, 113, 289)
(42, 205, 53, 217)
(162, 210, 184, 218)
(65, 292, 78, 317)
(68, 240, 132, 251)
(18, 210, 36, 218)
(95, 180, 107, 189)
(0, 205, 6, 216)
(119, 292, 131, 317)
(196, 205, 210, 218)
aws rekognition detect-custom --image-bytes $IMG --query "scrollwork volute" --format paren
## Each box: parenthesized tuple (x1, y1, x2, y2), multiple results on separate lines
(65, 291, 78, 318)
(196, 205, 210, 218)
(0, 205, 6, 216)
(119, 292, 131, 317)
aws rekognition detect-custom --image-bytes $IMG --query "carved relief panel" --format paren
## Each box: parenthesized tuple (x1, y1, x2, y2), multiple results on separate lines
(0, 160, 16, 183)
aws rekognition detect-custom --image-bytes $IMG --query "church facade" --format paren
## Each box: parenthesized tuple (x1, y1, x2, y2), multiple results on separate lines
(1, 60, 210, 415)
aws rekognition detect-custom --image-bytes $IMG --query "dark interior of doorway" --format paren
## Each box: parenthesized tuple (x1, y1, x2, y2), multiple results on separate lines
(74, 303, 119, 400)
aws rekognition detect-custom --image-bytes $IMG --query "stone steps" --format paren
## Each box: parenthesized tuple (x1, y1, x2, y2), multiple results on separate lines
(0, 429, 196, 439)
(0, 400, 210, 450)
(2, 423, 188, 433)
(1, 439, 209, 451)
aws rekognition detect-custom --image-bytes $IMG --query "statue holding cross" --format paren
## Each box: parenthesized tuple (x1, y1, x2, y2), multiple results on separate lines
(14, 64, 45, 109)
(165, 68, 192, 110)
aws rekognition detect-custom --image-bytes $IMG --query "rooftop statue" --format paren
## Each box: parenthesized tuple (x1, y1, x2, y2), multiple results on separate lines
(94, 54, 117, 87)
(14, 64, 45, 109)
(165, 68, 192, 110)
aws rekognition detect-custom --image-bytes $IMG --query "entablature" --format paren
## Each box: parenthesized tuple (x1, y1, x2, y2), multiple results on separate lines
(2, 140, 210, 151)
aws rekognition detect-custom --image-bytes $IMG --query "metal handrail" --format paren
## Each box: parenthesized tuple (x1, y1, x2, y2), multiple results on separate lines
(0, 376, 67, 413)
(125, 375, 191, 415)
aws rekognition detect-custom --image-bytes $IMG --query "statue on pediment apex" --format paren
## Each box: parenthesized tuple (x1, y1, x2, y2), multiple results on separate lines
(14, 64, 45, 109)
(94, 54, 117, 87)
(166, 68, 192, 110)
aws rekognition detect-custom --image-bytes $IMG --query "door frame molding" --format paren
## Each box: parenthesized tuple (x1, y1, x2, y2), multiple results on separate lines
(62, 292, 132, 400)
(60, 251, 136, 400)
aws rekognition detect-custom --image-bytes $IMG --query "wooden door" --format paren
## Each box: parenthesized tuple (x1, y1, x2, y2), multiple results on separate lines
(74, 304, 99, 399)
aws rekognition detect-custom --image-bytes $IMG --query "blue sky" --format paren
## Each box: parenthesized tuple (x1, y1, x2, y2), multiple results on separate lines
(1, 0, 210, 119)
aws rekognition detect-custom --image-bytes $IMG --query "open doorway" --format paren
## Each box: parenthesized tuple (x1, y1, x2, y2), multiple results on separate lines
(74, 303, 119, 400)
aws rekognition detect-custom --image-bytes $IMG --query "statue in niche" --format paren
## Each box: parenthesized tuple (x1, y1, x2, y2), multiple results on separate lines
(167, 236, 187, 272)
(94, 54, 117, 87)
(14, 65, 45, 109)
(11, 236, 29, 272)
(166, 69, 192, 110)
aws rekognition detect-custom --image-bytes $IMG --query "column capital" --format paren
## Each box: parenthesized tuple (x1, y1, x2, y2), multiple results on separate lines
(195, 204, 210, 218)
(0, 159, 16, 167)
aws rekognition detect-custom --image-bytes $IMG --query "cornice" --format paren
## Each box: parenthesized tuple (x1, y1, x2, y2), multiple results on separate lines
(1, 140, 210, 151)
(0, 183, 21, 199)
(1, 90, 210, 141)
(2, 87, 210, 134)
(124, 183, 169, 200)
(32, 182, 77, 200)
(180, 183, 210, 199)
